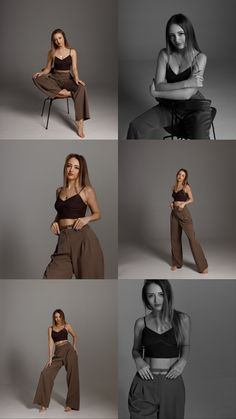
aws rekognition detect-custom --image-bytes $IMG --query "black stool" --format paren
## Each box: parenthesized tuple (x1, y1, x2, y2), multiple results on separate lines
(162, 101, 217, 140)
(41, 96, 70, 129)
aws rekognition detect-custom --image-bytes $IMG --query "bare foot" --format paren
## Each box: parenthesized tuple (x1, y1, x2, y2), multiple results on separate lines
(58, 89, 72, 98)
(64, 406, 72, 412)
(39, 406, 46, 413)
(75, 120, 85, 138)
(171, 266, 177, 271)
(201, 267, 208, 274)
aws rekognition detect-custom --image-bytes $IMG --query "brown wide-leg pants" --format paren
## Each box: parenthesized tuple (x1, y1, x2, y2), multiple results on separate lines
(128, 373, 185, 419)
(170, 206, 208, 272)
(33, 342, 80, 410)
(43, 225, 104, 279)
(33, 72, 90, 121)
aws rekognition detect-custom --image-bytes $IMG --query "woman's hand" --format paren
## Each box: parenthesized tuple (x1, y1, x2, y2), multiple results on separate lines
(186, 72, 204, 88)
(33, 71, 43, 79)
(74, 78, 85, 86)
(44, 359, 52, 369)
(135, 359, 154, 380)
(166, 359, 187, 379)
(50, 222, 60, 235)
(169, 202, 174, 209)
(73, 216, 89, 230)
(73, 346, 78, 353)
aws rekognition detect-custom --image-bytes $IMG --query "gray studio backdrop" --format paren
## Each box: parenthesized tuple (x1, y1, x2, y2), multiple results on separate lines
(118, 280, 236, 419)
(1, 0, 117, 88)
(0, 140, 117, 278)
(0, 280, 117, 410)
(119, 140, 236, 243)
(119, 0, 236, 139)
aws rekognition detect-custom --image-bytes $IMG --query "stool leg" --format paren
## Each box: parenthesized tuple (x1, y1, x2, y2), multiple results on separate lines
(67, 98, 70, 114)
(41, 98, 48, 117)
(212, 122, 216, 140)
(171, 107, 174, 140)
(46, 98, 53, 130)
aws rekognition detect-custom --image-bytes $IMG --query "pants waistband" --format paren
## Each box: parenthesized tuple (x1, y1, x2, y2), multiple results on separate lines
(60, 225, 75, 230)
(151, 368, 169, 375)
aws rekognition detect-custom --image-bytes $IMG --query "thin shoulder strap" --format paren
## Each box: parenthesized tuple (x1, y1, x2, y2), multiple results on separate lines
(70, 48, 72, 55)
(143, 316, 147, 327)
(78, 186, 85, 194)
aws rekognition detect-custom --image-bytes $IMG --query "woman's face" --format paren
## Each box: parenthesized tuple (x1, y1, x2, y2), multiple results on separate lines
(146, 284, 164, 312)
(54, 312, 62, 324)
(66, 157, 80, 181)
(53, 32, 65, 48)
(177, 170, 186, 183)
(169, 24, 186, 50)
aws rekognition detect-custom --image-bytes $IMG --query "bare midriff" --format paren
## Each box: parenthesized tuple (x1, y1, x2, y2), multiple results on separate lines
(173, 201, 185, 209)
(58, 219, 78, 228)
(144, 357, 179, 372)
(55, 340, 68, 346)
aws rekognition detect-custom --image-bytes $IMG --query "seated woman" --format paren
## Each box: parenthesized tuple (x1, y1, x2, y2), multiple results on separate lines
(33, 28, 90, 138)
(127, 14, 212, 140)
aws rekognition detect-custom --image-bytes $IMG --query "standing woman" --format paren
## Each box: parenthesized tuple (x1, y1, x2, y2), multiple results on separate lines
(33, 28, 90, 138)
(129, 280, 190, 419)
(33, 309, 80, 412)
(127, 14, 212, 139)
(170, 168, 208, 273)
(43, 153, 104, 279)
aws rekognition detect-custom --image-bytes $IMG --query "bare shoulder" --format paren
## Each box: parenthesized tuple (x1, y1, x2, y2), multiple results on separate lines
(84, 185, 95, 197)
(65, 322, 70, 330)
(180, 312, 191, 326)
(56, 186, 63, 196)
(48, 49, 54, 58)
(71, 48, 77, 56)
(185, 184, 191, 192)
(48, 325, 52, 332)
(158, 48, 168, 62)
(134, 317, 145, 331)
(195, 52, 207, 66)
(172, 184, 175, 192)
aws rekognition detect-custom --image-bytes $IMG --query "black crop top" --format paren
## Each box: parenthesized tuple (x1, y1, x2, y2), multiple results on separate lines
(141, 317, 179, 358)
(55, 191, 87, 219)
(172, 189, 188, 202)
(51, 326, 68, 343)
(54, 51, 72, 71)
(166, 65, 191, 83)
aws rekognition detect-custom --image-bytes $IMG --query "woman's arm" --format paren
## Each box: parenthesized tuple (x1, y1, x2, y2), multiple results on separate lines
(151, 50, 207, 99)
(178, 185, 194, 209)
(45, 326, 54, 367)
(73, 186, 101, 230)
(132, 318, 153, 380)
(71, 49, 85, 86)
(33, 50, 53, 78)
(67, 323, 77, 352)
(166, 313, 191, 379)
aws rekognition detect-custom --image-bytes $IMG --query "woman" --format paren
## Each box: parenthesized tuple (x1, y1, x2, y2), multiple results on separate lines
(33, 28, 90, 138)
(33, 309, 79, 412)
(128, 279, 190, 419)
(43, 153, 104, 279)
(127, 14, 212, 140)
(170, 168, 208, 273)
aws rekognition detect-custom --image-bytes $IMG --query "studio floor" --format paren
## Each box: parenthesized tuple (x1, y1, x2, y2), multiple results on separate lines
(0, 82, 117, 140)
(119, 239, 236, 279)
(0, 384, 116, 419)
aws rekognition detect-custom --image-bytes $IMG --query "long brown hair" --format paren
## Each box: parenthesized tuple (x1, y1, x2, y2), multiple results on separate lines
(142, 280, 185, 346)
(166, 14, 201, 70)
(175, 168, 189, 192)
(51, 28, 70, 50)
(52, 309, 66, 326)
(63, 154, 91, 192)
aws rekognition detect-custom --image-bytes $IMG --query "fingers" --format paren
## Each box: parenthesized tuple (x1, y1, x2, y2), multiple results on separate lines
(73, 218, 83, 230)
(166, 368, 181, 379)
(138, 366, 154, 380)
